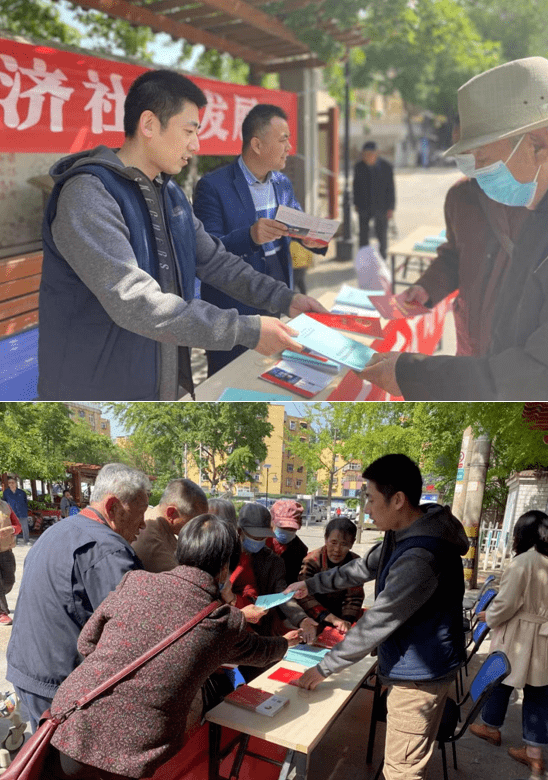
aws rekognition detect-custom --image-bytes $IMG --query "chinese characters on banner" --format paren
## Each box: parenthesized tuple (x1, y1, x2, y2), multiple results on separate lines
(0, 38, 298, 154)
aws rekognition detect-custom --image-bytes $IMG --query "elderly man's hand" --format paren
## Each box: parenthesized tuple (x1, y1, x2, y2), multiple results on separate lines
(328, 615, 351, 634)
(288, 294, 329, 319)
(299, 617, 319, 644)
(283, 629, 302, 647)
(359, 352, 403, 397)
(297, 666, 325, 690)
(284, 581, 309, 599)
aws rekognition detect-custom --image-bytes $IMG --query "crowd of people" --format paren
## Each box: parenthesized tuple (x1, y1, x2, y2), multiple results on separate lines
(0, 455, 545, 780)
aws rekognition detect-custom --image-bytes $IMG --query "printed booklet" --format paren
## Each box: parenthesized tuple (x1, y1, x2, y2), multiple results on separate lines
(260, 359, 333, 398)
(224, 685, 289, 716)
(286, 314, 376, 373)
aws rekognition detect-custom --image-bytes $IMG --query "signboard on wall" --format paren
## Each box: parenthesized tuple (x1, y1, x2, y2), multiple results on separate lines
(0, 38, 298, 155)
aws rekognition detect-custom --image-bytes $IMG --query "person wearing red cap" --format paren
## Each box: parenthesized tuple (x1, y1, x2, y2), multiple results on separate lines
(266, 499, 309, 584)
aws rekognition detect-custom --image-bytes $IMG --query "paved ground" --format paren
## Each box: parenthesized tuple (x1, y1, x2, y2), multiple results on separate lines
(0, 524, 534, 779)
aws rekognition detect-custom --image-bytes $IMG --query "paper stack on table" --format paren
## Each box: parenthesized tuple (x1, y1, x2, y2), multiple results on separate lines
(259, 359, 334, 398)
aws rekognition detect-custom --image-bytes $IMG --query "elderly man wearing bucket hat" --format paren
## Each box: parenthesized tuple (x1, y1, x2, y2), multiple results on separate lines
(266, 500, 309, 584)
(360, 56, 548, 400)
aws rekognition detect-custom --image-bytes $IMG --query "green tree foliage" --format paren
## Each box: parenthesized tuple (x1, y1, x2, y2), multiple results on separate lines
(461, 0, 548, 61)
(325, 402, 548, 513)
(106, 402, 273, 493)
(0, 0, 154, 60)
(0, 402, 121, 481)
(352, 0, 501, 119)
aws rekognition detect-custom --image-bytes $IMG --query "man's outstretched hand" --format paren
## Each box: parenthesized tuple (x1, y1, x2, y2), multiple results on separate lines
(289, 294, 328, 319)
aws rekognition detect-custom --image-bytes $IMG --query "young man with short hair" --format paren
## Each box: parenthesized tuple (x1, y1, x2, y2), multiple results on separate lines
(39, 73, 325, 400)
(285, 454, 469, 780)
(193, 103, 328, 375)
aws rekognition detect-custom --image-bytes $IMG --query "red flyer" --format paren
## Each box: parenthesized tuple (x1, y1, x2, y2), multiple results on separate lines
(306, 312, 383, 338)
(268, 667, 303, 685)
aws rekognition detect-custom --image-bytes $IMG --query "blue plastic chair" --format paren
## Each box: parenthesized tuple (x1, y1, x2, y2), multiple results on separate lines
(463, 574, 496, 625)
(372, 651, 511, 780)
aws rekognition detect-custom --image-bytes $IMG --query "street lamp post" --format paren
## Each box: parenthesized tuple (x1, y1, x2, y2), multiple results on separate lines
(264, 464, 271, 505)
(271, 474, 278, 501)
(336, 48, 356, 262)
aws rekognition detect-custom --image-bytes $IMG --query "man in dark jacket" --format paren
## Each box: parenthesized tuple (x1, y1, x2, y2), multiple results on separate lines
(193, 104, 327, 375)
(39, 72, 326, 401)
(6, 463, 150, 731)
(286, 454, 469, 780)
(353, 141, 395, 258)
(360, 57, 548, 400)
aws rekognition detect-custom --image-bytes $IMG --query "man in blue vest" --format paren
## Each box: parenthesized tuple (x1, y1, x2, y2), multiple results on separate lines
(38, 71, 326, 401)
(285, 454, 469, 780)
(193, 104, 328, 376)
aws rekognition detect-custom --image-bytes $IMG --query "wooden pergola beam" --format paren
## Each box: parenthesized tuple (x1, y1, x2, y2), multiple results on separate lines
(75, 0, 269, 64)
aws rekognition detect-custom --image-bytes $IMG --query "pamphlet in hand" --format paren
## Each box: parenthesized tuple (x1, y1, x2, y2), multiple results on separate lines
(275, 205, 340, 245)
(255, 591, 295, 609)
(260, 359, 334, 398)
(287, 314, 376, 373)
(224, 685, 289, 716)
(370, 290, 430, 320)
(334, 284, 386, 310)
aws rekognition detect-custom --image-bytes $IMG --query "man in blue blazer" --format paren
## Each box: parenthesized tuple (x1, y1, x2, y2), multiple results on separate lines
(193, 104, 327, 375)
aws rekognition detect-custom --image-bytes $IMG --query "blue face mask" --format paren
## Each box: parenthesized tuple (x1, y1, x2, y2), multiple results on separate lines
(242, 536, 266, 554)
(455, 135, 539, 207)
(273, 527, 297, 545)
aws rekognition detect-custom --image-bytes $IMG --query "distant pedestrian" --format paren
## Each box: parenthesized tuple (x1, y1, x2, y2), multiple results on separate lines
(353, 141, 395, 258)
(0, 498, 21, 626)
(3, 475, 30, 545)
(60, 489, 77, 518)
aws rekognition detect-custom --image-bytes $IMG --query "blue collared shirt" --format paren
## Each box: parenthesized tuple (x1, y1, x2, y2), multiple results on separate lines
(238, 156, 285, 283)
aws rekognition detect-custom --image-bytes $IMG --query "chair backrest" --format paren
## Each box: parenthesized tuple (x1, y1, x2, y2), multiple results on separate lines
(475, 587, 497, 615)
(477, 575, 496, 599)
(460, 652, 511, 735)
(470, 620, 490, 652)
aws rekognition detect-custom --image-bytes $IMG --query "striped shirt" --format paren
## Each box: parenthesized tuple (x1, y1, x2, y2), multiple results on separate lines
(238, 156, 285, 283)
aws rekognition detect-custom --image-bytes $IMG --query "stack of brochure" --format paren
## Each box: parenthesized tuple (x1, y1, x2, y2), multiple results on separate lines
(283, 314, 377, 373)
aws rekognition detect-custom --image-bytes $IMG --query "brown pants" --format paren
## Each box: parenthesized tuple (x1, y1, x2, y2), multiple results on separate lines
(383, 679, 452, 780)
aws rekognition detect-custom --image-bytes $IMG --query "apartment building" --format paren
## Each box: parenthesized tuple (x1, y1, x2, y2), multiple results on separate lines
(64, 402, 111, 437)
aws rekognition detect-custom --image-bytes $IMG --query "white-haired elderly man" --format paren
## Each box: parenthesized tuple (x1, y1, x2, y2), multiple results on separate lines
(6, 463, 150, 731)
(361, 57, 548, 401)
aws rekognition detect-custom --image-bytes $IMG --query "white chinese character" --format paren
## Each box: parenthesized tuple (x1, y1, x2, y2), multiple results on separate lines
(199, 90, 229, 141)
(232, 95, 258, 140)
(17, 58, 74, 132)
(0, 55, 21, 129)
(83, 70, 126, 134)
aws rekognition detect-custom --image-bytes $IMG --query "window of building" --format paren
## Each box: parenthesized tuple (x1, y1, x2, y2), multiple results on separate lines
(101, 422, 107, 429)
(287, 464, 294, 473)
(299, 422, 308, 429)
(297, 466, 304, 473)
(286, 478, 293, 487)
(78, 410, 85, 418)
(289, 421, 296, 430)
(300, 437, 306, 443)
(296, 479, 303, 488)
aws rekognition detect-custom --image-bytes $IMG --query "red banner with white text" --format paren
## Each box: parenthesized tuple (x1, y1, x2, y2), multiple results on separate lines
(0, 38, 298, 155)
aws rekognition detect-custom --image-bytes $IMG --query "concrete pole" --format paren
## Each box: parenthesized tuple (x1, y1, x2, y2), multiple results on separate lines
(452, 426, 474, 521)
(461, 435, 492, 591)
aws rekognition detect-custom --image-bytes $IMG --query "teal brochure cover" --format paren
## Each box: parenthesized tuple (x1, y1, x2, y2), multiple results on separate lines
(255, 591, 295, 609)
(288, 314, 376, 372)
(285, 644, 330, 667)
(334, 284, 385, 309)
(217, 388, 292, 402)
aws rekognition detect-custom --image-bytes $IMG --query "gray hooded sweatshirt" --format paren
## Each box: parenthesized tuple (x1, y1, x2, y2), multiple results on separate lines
(304, 503, 469, 681)
(48, 147, 295, 400)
